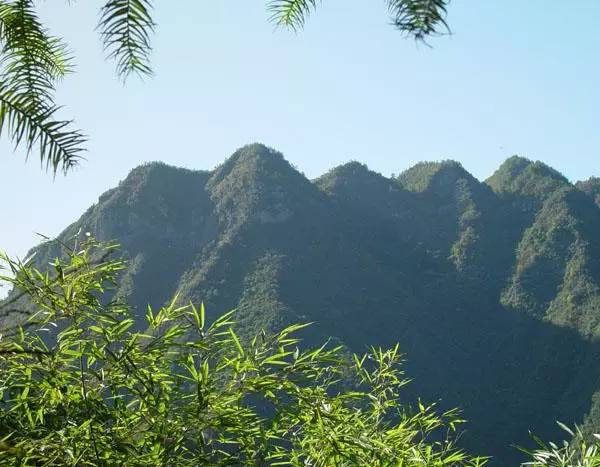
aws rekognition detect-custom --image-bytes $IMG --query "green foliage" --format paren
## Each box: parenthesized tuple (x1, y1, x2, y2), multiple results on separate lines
(0, 0, 149, 173)
(501, 186, 600, 336)
(267, 0, 318, 31)
(267, 0, 450, 41)
(0, 0, 70, 106)
(98, 0, 155, 79)
(0, 238, 484, 466)
(577, 177, 600, 209)
(0, 0, 85, 172)
(522, 424, 600, 466)
(388, 0, 450, 41)
(395, 160, 467, 193)
(486, 156, 569, 200)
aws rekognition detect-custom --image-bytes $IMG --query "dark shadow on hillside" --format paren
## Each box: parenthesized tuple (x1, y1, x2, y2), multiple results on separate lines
(280, 250, 600, 465)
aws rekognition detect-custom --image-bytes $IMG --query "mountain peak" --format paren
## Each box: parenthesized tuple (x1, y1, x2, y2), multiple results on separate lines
(315, 161, 403, 214)
(577, 177, 600, 208)
(486, 156, 569, 198)
(396, 160, 474, 193)
(316, 161, 391, 194)
(324, 160, 372, 178)
(206, 143, 320, 227)
(125, 161, 201, 180)
(492, 155, 531, 177)
(210, 143, 288, 180)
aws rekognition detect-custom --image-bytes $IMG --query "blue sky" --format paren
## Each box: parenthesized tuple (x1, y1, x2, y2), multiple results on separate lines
(1, 0, 600, 275)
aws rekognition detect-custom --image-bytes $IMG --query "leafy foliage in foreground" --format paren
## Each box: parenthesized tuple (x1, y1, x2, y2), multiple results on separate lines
(268, 0, 450, 40)
(98, 0, 155, 79)
(0, 0, 85, 173)
(523, 424, 600, 467)
(0, 238, 484, 466)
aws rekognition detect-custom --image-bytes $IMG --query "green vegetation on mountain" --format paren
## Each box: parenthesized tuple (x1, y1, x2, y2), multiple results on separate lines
(486, 156, 569, 199)
(577, 177, 600, 208)
(2, 143, 600, 465)
(1, 239, 485, 465)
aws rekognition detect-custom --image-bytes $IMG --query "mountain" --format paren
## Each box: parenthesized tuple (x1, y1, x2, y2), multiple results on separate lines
(4, 144, 600, 464)
(577, 177, 600, 208)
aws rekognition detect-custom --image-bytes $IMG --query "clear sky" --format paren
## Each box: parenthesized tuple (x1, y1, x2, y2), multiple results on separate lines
(1, 0, 600, 271)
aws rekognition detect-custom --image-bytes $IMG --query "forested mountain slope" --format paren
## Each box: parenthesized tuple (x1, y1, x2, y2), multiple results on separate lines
(577, 177, 600, 208)
(4, 144, 600, 464)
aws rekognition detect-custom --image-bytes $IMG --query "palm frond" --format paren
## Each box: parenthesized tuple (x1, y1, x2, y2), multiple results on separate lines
(0, 83, 86, 173)
(98, 0, 155, 79)
(387, 0, 450, 42)
(0, 0, 71, 107)
(0, 0, 84, 173)
(267, 0, 318, 31)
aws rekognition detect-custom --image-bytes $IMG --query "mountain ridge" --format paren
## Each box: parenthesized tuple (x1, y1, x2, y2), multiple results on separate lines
(3, 143, 600, 465)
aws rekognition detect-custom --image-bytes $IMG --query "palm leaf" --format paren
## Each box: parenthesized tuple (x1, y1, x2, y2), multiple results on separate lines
(387, 0, 450, 41)
(267, 0, 319, 31)
(0, 0, 71, 107)
(0, 0, 84, 172)
(0, 83, 86, 173)
(98, 0, 155, 79)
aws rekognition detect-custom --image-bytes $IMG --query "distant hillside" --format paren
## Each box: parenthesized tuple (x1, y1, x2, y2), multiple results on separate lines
(4, 144, 600, 465)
